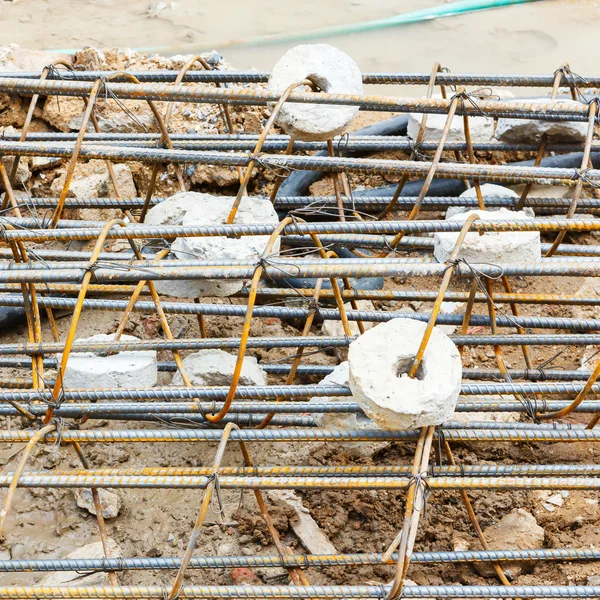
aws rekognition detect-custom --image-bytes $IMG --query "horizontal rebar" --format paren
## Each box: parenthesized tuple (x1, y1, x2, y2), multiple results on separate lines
(0, 584, 598, 598)
(1, 474, 599, 490)
(0, 78, 591, 120)
(1, 427, 600, 443)
(0, 143, 598, 185)
(8, 70, 600, 87)
(4, 218, 600, 243)
(0, 333, 599, 358)
(1, 547, 598, 573)
(1, 295, 599, 331)
(0, 399, 595, 417)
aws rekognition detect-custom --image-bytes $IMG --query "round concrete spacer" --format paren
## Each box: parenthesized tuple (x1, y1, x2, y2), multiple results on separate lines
(348, 318, 462, 430)
(60, 333, 157, 390)
(267, 44, 363, 141)
(145, 191, 280, 298)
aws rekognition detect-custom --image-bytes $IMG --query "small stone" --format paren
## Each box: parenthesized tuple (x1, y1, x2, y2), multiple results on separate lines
(231, 567, 261, 585)
(495, 98, 588, 143)
(476, 509, 544, 578)
(172, 350, 266, 387)
(587, 576, 600, 586)
(446, 184, 524, 219)
(267, 44, 363, 141)
(573, 279, 600, 322)
(31, 156, 62, 172)
(74, 488, 121, 519)
(349, 318, 462, 430)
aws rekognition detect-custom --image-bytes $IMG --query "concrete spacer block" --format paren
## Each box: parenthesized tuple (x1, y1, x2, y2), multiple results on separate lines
(433, 207, 541, 265)
(145, 191, 280, 298)
(171, 349, 266, 387)
(495, 98, 588, 143)
(348, 318, 462, 430)
(60, 333, 157, 389)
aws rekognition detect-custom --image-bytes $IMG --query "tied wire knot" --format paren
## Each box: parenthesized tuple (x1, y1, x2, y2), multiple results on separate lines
(555, 65, 589, 103)
(451, 89, 488, 118)
(572, 167, 600, 190)
(45, 416, 66, 446)
(204, 471, 225, 517)
(250, 152, 293, 179)
(406, 471, 432, 518)
(447, 257, 505, 282)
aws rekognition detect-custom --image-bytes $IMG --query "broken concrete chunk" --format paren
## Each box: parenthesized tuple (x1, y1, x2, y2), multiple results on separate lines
(407, 95, 494, 143)
(268, 44, 363, 141)
(309, 361, 385, 457)
(495, 98, 588, 143)
(572, 278, 600, 322)
(321, 300, 376, 360)
(433, 207, 541, 266)
(145, 191, 280, 297)
(172, 349, 266, 387)
(74, 488, 122, 519)
(60, 333, 157, 389)
(41, 539, 121, 586)
(348, 318, 462, 430)
(269, 490, 337, 555)
(446, 184, 525, 220)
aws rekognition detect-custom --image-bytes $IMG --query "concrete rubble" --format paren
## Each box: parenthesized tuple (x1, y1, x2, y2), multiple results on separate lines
(145, 191, 280, 297)
(309, 361, 387, 456)
(61, 333, 157, 389)
(348, 318, 462, 430)
(407, 95, 494, 143)
(445, 184, 527, 219)
(171, 349, 266, 386)
(433, 207, 541, 265)
(268, 490, 338, 555)
(268, 44, 363, 141)
(474, 508, 545, 578)
(40, 540, 122, 586)
(74, 488, 122, 519)
(495, 98, 588, 142)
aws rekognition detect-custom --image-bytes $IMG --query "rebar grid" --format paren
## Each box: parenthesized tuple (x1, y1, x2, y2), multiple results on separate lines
(1, 61, 600, 600)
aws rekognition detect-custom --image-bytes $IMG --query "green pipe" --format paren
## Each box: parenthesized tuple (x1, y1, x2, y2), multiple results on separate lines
(231, 0, 544, 48)
(46, 0, 543, 55)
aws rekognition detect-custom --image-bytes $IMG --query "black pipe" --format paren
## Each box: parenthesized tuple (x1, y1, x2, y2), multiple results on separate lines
(278, 115, 409, 197)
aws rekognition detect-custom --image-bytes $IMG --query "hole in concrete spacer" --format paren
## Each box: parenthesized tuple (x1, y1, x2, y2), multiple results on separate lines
(305, 73, 331, 93)
(395, 355, 425, 381)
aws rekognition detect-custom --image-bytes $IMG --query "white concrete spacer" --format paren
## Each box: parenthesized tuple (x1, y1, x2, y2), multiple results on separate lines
(495, 98, 588, 143)
(267, 44, 363, 141)
(348, 318, 462, 430)
(433, 207, 541, 265)
(446, 184, 533, 219)
(145, 191, 280, 297)
(171, 349, 266, 386)
(60, 333, 157, 389)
